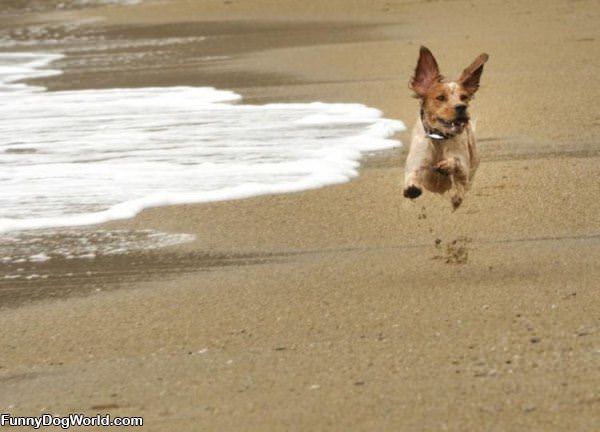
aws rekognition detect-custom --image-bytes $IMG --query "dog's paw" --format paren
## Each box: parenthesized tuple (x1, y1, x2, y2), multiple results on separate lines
(403, 185, 422, 199)
(434, 159, 457, 176)
(451, 195, 463, 210)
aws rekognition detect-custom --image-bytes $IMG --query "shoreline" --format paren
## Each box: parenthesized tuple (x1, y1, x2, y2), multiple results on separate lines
(1, 0, 599, 430)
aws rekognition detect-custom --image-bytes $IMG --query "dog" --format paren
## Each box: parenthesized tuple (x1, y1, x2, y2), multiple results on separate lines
(403, 46, 488, 209)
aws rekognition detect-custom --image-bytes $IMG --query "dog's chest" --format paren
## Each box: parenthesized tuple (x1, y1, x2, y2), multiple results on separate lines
(428, 136, 468, 162)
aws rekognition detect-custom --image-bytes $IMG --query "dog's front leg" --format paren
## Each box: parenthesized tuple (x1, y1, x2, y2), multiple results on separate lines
(403, 168, 424, 199)
(433, 157, 461, 176)
(403, 135, 431, 200)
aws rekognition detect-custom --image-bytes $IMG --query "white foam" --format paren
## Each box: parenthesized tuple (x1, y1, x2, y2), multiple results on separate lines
(0, 229, 196, 264)
(0, 53, 405, 233)
(73, 0, 142, 4)
(29, 252, 50, 262)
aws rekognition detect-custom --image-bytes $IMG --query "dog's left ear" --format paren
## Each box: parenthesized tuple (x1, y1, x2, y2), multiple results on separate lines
(459, 53, 489, 95)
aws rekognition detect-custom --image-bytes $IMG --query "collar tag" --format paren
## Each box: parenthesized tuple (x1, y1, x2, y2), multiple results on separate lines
(427, 132, 446, 140)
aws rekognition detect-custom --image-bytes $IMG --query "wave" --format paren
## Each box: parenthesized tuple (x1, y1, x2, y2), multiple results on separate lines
(0, 52, 405, 233)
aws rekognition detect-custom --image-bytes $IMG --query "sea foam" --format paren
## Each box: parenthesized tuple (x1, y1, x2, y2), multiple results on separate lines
(0, 52, 405, 233)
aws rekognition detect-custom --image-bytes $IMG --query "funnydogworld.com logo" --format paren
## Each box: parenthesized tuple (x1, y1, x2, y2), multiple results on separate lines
(1, 413, 143, 429)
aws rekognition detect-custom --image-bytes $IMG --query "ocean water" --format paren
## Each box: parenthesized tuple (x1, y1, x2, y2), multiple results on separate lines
(1, 229, 194, 267)
(0, 52, 405, 234)
(1, 0, 141, 13)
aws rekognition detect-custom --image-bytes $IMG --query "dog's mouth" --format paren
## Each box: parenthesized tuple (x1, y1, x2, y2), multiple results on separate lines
(437, 116, 469, 129)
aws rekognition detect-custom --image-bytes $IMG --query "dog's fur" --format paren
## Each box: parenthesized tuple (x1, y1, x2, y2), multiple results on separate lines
(403, 46, 489, 209)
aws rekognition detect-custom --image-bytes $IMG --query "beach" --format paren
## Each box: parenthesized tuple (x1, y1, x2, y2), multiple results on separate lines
(1, 0, 599, 430)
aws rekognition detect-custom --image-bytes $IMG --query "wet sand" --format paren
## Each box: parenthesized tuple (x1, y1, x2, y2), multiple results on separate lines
(1, 0, 599, 430)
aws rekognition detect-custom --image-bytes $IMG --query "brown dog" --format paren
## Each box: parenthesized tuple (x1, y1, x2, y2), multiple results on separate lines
(403, 46, 488, 209)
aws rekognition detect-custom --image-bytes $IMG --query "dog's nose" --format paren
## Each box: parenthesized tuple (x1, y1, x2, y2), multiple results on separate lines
(455, 104, 467, 115)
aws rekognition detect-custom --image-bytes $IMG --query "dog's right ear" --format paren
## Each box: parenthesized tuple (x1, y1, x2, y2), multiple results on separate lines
(410, 46, 442, 97)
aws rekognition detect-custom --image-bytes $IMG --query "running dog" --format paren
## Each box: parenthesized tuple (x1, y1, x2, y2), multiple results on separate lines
(403, 46, 489, 209)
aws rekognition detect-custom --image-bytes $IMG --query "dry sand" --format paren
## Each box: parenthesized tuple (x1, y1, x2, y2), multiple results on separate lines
(1, 0, 599, 430)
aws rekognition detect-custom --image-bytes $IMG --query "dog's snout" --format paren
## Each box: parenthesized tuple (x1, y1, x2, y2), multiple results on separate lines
(455, 104, 467, 115)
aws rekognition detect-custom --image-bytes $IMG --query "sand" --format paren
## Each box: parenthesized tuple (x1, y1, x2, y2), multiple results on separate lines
(1, 0, 599, 430)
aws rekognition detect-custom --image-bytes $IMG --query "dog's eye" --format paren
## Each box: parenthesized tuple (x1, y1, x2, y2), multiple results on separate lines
(460, 94, 469, 102)
(436, 95, 446, 102)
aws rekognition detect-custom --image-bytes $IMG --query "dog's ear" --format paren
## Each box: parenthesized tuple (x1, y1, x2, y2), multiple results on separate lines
(459, 53, 489, 95)
(410, 46, 442, 97)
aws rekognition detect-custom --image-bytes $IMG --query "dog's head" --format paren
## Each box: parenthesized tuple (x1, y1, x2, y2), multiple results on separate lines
(410, 46, 488, 136)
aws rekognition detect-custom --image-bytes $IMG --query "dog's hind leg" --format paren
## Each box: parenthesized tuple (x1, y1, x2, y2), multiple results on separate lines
(434, 157, 468, 209)
(450, 178, 466, 209)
